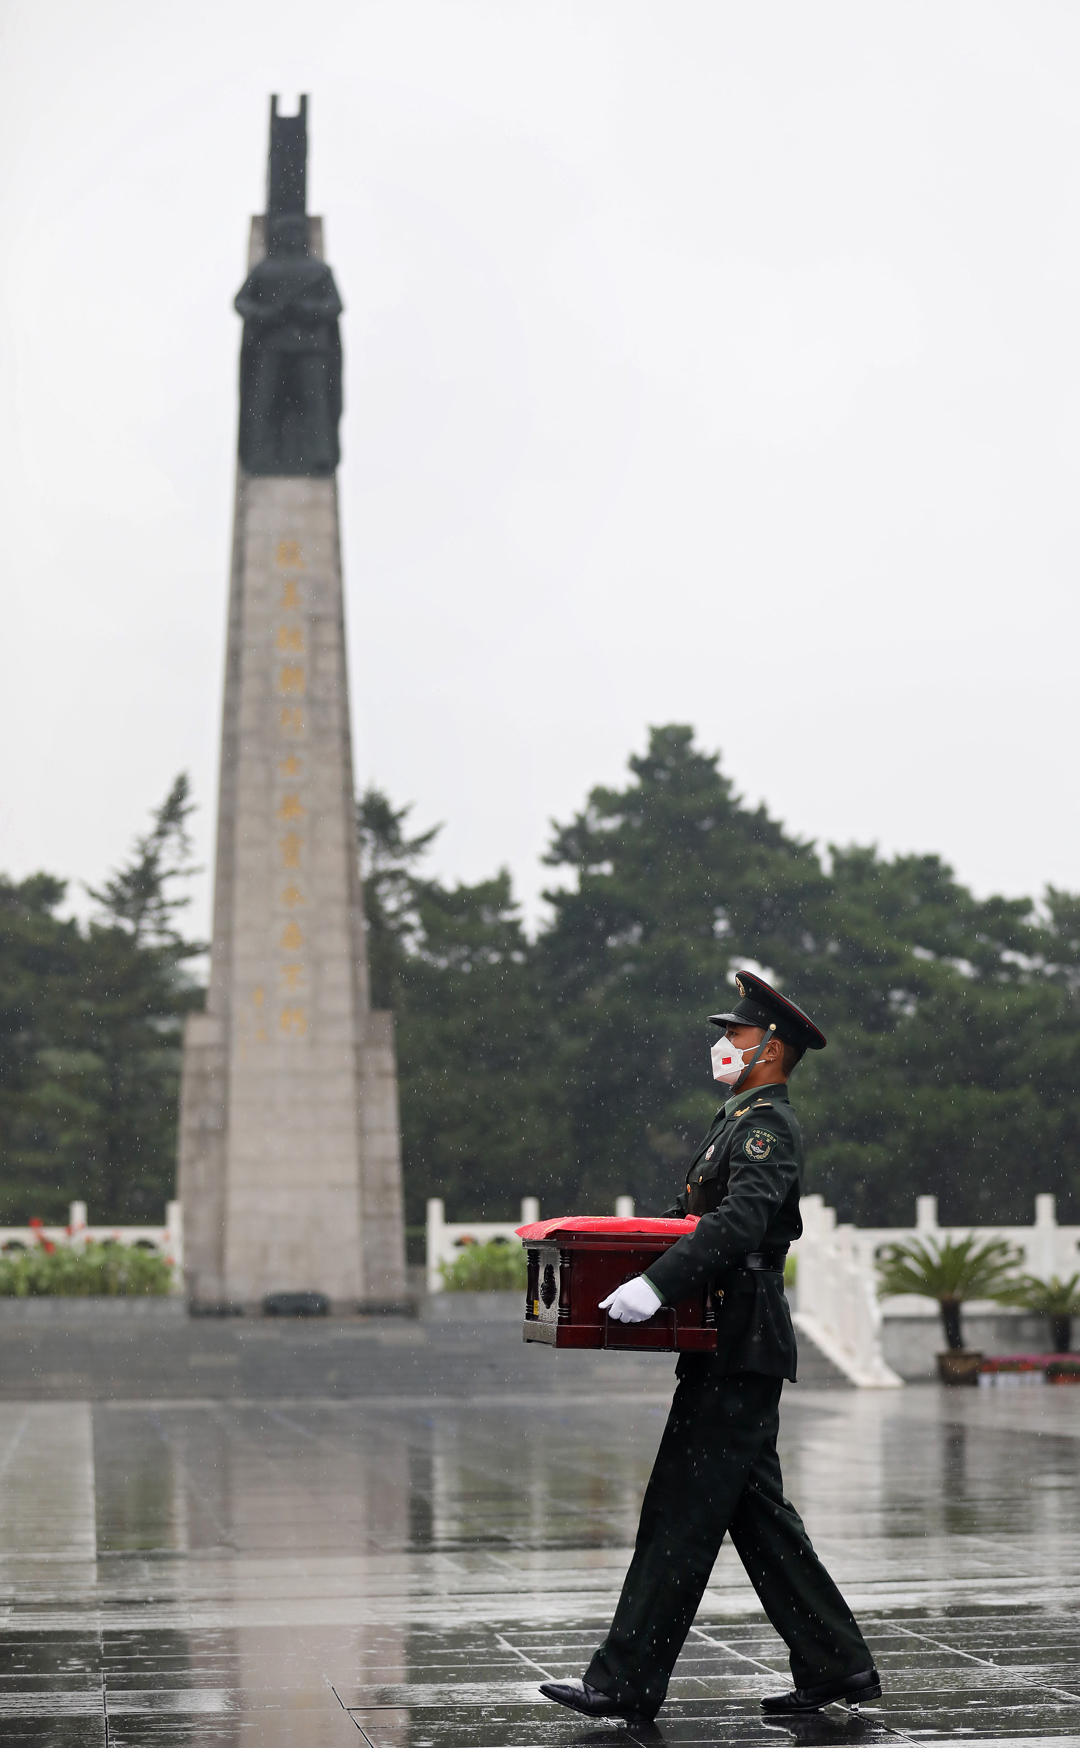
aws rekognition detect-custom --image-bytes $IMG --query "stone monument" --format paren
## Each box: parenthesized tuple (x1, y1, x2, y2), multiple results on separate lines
(177, 97, 407, 1312)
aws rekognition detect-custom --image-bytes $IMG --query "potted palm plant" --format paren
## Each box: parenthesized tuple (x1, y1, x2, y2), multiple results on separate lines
(876, 1234, 1023, 1385)
(993, 1272, 1080, 1356)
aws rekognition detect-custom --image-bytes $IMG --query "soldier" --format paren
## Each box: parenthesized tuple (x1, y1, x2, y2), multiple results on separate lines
(539, 971, 880, 1723)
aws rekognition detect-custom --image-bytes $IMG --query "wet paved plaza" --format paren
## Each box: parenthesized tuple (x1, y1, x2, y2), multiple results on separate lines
(2, 1373, 1080, 1745)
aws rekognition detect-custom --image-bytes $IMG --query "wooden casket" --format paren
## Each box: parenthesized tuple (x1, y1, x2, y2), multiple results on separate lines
(517, 1216, 718, 1352)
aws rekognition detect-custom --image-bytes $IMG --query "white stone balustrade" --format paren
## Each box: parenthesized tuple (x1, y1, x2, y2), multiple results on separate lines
(0, 1202, 184, 1291)
(426, 1196, 636, 1294)
(792, 1192, 1080, 1386)
(792, 1197, 902, 1386)
(426, 1192, 1080, 1377)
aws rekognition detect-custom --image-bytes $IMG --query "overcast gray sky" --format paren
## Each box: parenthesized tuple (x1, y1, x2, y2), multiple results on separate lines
(1, 0, 1078, 937)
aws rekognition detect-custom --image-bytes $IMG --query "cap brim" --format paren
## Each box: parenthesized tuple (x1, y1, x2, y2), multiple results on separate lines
(708, 1007, 827, 1049)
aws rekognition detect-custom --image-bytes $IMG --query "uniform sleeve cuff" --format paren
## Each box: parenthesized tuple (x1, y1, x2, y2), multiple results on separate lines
(642, 1272, 666, 1306)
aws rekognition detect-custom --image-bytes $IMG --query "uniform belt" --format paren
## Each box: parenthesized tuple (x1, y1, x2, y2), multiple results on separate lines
(743, 1249, 788, 1271)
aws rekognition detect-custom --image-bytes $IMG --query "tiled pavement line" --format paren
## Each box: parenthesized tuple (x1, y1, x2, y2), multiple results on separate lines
(94, 1400, 240, 1557)
(494, 1630, 557, 1682)
(0, 1403, 96, 1560)
(885, 1619, 1080, 1709)
(141, 1402, 240, 1551)
(0, 1403, 107, 1741)
(342, 1624, 560, 1748)
(97, 1392, 679, 1413)
(492, 1611, 1080, 1743)
(353, 1619, 893, 1743)
(688, 1625, 917, 1743)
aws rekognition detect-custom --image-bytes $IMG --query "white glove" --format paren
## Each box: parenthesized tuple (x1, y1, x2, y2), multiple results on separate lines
(599, 1275, 663, 1323)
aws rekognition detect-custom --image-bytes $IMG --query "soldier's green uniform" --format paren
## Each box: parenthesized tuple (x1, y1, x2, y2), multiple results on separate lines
(652, 1080, 803, 1376)
(581, 977, 874, 1720)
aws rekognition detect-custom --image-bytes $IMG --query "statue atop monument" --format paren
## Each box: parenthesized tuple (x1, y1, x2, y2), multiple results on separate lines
(235, 96, 343, 476)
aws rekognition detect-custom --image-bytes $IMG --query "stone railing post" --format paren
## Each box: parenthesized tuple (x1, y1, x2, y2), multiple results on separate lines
(426, 1198, 446, 1295)
(166, 1201, 184, 1288)
(916, 1195, 939, 1233)
(1031, 1193, 1058, 1278)
(796, 1194, 826, 1321)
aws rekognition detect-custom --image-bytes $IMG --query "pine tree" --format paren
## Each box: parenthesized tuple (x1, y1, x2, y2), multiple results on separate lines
(86, 773, 200, 947)
(539, 725, 826, 1212)
(357, 787, 569, 1223)
(0, 780, 204, 1222)
(357, 787, 438, 1009)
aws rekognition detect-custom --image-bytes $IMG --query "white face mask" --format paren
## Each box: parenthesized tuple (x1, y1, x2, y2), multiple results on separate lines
(711, 1035, 756, 1086)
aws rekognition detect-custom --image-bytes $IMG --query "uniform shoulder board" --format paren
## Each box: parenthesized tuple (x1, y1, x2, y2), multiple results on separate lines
(753, 1100, 773, 1109)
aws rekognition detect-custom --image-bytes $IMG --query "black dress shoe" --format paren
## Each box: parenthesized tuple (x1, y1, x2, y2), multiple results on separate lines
(761, 1669, 882, 1714)
(539, 1679, 653, 1721)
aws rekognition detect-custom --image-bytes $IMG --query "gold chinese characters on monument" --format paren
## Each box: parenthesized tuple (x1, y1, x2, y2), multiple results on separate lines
(272, 538, 309, 1041)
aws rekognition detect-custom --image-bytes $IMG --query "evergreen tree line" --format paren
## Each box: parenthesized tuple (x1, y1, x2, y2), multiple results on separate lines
(4, 727, 1080, 1230)
(365, 725, 1080, 1231)
(0, 778, 202, 1224)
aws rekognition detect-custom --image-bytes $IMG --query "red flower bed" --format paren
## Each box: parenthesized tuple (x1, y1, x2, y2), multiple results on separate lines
(979, 1354, 1080, 1384)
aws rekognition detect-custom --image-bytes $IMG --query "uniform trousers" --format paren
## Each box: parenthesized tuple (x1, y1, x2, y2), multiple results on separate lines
(584, 1368, 872, 1718)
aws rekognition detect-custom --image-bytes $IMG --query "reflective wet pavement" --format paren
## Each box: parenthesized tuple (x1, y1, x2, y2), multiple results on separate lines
(1, 1383, 1079, 1744)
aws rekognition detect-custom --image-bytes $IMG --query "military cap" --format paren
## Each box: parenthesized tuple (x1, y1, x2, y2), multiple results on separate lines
(709, 969, 826, 1051)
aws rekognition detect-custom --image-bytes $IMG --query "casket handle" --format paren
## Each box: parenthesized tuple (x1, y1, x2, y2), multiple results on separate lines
(601, 1306, 678, 1349)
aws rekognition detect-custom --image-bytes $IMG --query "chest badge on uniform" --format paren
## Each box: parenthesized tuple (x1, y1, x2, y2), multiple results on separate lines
(704, 1144, 715, 1160)
(743, 1128, 775, 1161)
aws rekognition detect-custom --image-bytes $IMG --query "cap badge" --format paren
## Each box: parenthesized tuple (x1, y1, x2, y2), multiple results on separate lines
(735, 976, 746, 996)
